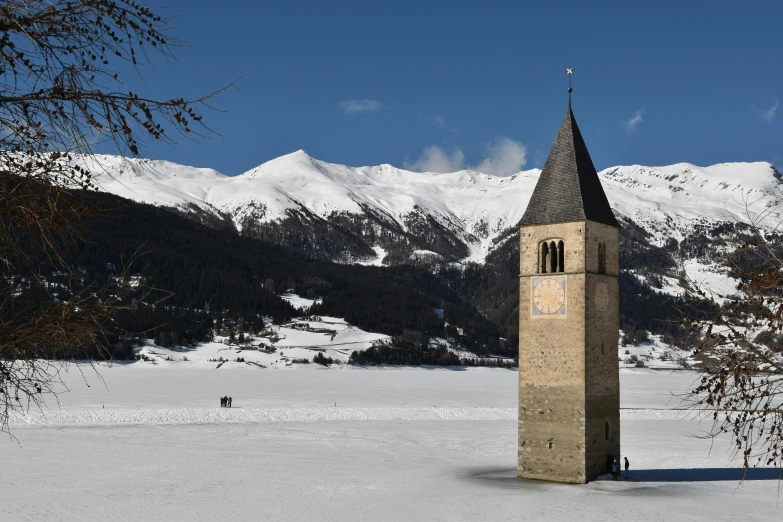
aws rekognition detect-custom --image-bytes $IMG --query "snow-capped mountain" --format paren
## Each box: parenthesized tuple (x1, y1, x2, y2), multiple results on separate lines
(83, 151, 782, 265)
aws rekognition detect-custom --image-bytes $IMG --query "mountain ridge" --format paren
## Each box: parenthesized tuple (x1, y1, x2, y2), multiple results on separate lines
(83, 151, 782, 266)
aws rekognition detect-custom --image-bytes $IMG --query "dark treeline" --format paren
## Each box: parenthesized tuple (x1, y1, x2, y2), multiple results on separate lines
(348, 334, 461, 366)
(310, 285, 443, 338)
(461, 358, 515, 368)
(4, 186, 727, 363)
(4, 190, 503, 359)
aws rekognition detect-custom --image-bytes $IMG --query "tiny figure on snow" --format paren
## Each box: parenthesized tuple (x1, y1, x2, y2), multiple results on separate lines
(611, 458, 620, 480)
(220, 396, 227, 408)
(624, 457, 630, 478)
(228, 397, 233, 408)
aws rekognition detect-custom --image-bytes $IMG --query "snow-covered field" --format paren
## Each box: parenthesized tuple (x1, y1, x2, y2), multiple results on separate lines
(2, 367, 779, 521)
(619, 333, 691, 369)
(136, 315, 389, 367)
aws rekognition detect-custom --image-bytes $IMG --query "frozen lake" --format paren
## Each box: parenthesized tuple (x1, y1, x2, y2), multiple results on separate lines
(1, 366, 779, 521)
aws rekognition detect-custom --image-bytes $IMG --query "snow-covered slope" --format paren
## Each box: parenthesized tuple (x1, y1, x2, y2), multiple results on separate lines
(80, 154, 229, 215)
(602, 162, 781, 242)
(87, 151, 782, 263)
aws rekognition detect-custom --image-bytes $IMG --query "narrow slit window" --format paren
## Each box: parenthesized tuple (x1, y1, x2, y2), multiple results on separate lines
(558, 240, 565, 272)
(550, 241, 558, 273)
(598, 242, 607, 274)
(541, 243, 549, 274)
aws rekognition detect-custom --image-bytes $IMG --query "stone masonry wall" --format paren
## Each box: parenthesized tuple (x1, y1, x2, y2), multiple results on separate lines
(518, 220, 620, 484)
(584, 222, 620, 480)
(519, 222, 589, 483)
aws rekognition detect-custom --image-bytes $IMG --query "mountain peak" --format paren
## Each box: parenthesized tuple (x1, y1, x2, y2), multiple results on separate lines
(287, 149, 311, 159)
(269, 149, 314, 165)
(240, 149, 318, 179)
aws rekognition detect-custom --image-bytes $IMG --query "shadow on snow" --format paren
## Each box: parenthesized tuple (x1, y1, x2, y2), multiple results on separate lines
(632, 467, 780, 482)
(462, 466, 780, 488)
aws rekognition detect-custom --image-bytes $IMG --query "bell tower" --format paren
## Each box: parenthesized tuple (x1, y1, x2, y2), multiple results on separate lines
(517, 96, 620, 484)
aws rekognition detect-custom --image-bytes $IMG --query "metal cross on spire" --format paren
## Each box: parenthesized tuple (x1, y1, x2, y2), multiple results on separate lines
(566, 68, 573, 106)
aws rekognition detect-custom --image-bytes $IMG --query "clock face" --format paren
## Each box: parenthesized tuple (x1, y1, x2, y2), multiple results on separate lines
(595, 282, 609, 312)
(532, 277, 566, 315)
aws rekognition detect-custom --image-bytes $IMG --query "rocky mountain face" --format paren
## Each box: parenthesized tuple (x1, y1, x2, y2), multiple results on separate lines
(82, 151, 783, 346)
(84, 151, 781, 267)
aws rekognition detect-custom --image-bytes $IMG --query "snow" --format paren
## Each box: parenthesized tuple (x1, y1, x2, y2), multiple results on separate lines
(2, 368, 779, 521)
(354, 245, 388, 266)
(136, 315, 388, 368)
(410, 249, 442, 258)
(78, 154, 228, 215)
(85, 151, 783, 263)
(681, 259, 739, 301)
(632, 258, 740, 304)
(603, 162, 781, 245)
(619, 333, 692, 369)
(280, 292, 321, 311)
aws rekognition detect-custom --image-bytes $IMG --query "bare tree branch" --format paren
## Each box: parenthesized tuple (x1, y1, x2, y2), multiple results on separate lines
(680, 192, 783, 477)
(0, 1, 228, 434)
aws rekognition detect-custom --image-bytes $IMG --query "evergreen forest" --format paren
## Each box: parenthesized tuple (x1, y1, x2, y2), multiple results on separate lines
(2, 188, 714, 365)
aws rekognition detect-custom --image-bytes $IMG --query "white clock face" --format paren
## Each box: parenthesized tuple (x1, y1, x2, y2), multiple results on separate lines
(532, 277, 566, 315)
(595, 282, 609, 312)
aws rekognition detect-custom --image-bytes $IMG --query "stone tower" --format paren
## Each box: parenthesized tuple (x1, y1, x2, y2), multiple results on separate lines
(517, 102, 620, 484)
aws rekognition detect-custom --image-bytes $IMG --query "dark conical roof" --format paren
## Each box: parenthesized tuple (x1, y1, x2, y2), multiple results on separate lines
(520, 106, 619, 227)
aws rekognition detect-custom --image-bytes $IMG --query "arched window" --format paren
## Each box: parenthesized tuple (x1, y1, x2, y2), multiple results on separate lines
(605, 420, 611, 441)
(598, 242, 606, 274)
(540, 240, 565, 273)
(558, 240, 565, 272)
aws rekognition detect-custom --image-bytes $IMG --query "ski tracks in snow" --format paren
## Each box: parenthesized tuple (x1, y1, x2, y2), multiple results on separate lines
(10, 406, 517, 427)
(9, 406, 688, 428)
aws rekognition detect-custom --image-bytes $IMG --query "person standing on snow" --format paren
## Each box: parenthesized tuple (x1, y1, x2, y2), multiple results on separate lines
(611, 458, 620, 480)
(624, 457, 630, 478)
(228, 397, 232, 408)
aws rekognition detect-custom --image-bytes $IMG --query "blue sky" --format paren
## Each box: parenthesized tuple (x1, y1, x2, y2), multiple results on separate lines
(122, 0, 782, 175)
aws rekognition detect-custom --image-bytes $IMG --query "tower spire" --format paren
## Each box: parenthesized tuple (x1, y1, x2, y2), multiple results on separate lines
(566, 67, 573, 107)
(520, 89, 619, 228)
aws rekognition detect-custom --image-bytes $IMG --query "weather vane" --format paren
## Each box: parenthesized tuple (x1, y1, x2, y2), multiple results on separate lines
(566, 67, 573, 105)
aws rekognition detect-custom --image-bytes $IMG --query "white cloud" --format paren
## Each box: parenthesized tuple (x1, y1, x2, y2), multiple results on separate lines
(338, 99, 382, 114)
(404, 145, 465, 173)
(405, 137, 527, 176)
(623, 109, 645, 133)
(758, 100, 778, 122)
(475, 137, 528, 176)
